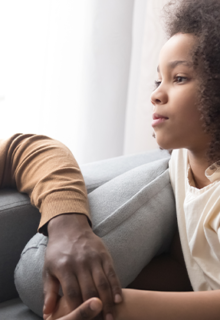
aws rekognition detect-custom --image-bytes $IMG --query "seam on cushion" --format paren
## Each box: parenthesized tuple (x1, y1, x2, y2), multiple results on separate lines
(94, 180, 171, 235)
(0, 200, 30, 210)
(86, 180, 109, 191)
(14, 244, 46, 288)
(0, 202, 33, 212)
(93, 170, 173, 237)
(94, 180, 172, 237)
(21, 243, 47, 256)
(86, 158, 170, 192)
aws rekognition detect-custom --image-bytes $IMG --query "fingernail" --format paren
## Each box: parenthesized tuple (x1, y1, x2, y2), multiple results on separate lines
(90, 299, 101, 311)
(114, 294, 122, 303)
(106, 313, 114, 320)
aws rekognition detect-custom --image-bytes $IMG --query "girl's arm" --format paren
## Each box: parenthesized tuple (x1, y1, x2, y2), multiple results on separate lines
(45, 287, 220, 320)
(127, 230, 193, 292)
(115, 288, 220, 320)
(121, 230, 219, 320)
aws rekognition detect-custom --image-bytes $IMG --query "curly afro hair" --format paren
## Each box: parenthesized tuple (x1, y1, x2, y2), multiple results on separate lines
(160, 0, 220, 164)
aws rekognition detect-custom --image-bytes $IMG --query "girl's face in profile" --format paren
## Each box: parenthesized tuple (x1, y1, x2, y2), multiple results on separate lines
(151, 32, 211, 154)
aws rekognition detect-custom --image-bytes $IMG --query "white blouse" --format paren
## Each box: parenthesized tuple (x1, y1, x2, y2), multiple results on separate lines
(169, 148, 220, 291)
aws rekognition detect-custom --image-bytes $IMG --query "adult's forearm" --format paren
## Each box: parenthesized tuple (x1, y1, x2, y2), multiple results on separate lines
(115, 288, 220, 320)
(47, 213, 91, 237)
(0, 134, 90, 233)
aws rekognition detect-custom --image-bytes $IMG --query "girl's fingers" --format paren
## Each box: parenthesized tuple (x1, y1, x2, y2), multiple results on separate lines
(60, 298, 103, 320)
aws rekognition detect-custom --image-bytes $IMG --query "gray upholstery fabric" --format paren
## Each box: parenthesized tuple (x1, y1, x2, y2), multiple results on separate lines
(0, 149, 168, 304)
(80, 149, 170, 193)
(15, 157, 177, 317)
(0, 298, 42, 320)
(0, 189, 41, 303)
(0, 148, 171, 318)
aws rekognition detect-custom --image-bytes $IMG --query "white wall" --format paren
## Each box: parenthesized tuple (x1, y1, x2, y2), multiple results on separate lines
(76, 0, 134, 163)
(124, 0, 169, 155)
(0, 0, 87, 156)
(0, 0, 169, 164)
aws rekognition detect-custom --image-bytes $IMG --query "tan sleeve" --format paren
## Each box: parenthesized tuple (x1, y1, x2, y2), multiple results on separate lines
(0, 133, 91, 234)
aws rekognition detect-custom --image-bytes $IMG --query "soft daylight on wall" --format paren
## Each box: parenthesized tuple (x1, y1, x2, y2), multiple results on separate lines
(0, 0, 169, 164)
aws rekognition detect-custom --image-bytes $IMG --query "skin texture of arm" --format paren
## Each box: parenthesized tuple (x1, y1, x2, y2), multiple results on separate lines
(45, 274, 220, 320)
(0, 134, 122, 319)
(113, 288, 220, 320)
(44, 229, 220, 320)
(127, 230, 193, 292)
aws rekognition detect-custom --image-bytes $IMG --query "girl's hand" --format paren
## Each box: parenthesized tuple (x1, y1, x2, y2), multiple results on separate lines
(43, 296, 103, 320)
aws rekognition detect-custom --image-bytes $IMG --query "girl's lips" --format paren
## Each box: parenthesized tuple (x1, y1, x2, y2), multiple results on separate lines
(151, 113, 169, 127)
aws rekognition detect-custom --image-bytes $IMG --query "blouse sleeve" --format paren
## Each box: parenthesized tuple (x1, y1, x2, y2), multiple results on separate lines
(0, 133, 91, 234)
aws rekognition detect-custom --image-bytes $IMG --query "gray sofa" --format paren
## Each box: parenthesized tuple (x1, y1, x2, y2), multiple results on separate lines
(0, 149, 170, 320)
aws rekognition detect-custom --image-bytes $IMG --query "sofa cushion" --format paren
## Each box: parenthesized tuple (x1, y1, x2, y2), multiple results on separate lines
(80, 149, 170, 193)
(0, 189, 41, 303)
(0, 149, 169, 304)
(15, 157, 177, 317)
(0, 298, 42, 320)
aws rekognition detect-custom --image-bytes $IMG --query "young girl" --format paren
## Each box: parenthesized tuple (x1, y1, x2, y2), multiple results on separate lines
(45, 0, 220, 319)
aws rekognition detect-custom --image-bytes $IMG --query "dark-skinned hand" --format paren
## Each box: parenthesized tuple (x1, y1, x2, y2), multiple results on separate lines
(42, 213, 123, 320)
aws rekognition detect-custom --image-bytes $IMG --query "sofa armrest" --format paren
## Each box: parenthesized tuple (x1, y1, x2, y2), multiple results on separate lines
(0, 188, 41, 303)
(0, 149, 170, 303)
(80, 149, 170, 193)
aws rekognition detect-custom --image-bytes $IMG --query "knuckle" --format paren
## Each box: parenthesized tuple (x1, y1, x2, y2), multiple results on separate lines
(100, 251, 109, 261)
(85, 289, 98, 299)
(79, 305, 90, 319)
(65, 287, 80, 299)
(60, 256, 72, 267)
(113, 285, 121, 293)
(75, 255, 91, 267)
(106, 268, 116, 279)
(43, 287, 48, 296)
(103, 303, 112, 313)
(97, 278, 109, 291)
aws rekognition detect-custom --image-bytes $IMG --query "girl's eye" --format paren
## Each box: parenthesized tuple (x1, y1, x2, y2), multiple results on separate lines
(154, 80, 161, 88)
(153, 76, 187, 90)
(174, 76, 187, 83)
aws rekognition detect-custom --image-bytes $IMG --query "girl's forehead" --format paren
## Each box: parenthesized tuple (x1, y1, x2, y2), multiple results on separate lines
(158, 33, 197, 68)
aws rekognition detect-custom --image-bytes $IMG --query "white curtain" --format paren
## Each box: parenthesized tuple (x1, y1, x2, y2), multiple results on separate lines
(0, 0, 168, 164)
(124, 0, 169, 155)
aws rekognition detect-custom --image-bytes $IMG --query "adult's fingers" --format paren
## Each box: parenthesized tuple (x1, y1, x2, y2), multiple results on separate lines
(102, 259, 123, 304)
(61, 273, 83, 310)
(59, 298, 102, 320)
(77, 271, 99, 301)
(92, 266, 114, 320)
(43, 273, 60, 315)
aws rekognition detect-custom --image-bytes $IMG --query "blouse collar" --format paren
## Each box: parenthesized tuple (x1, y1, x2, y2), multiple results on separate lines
(205, 161, 220, 183)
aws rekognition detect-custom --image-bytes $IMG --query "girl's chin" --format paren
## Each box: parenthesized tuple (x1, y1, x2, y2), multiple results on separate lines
(156, 142, 179, 152)
(154, 132, 179, 151)
(155, 139, 174, 151)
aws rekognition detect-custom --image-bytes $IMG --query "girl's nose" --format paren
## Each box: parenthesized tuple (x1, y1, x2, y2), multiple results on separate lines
(150, 88, 168, 106)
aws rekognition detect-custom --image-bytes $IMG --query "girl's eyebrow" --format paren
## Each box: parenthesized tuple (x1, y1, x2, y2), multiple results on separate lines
(157, 60, 193, 73)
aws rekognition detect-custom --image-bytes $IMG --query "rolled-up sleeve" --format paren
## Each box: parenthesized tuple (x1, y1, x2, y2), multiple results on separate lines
(0, 133, 90, 233)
